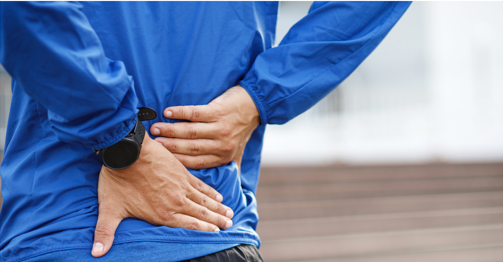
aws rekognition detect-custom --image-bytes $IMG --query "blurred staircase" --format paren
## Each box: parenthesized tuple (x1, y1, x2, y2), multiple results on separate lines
(256, 163, 503, 262)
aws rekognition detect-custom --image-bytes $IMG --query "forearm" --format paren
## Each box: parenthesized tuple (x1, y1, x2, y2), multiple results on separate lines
(0, 2, 138, 148)
(240, 1, 411, 125)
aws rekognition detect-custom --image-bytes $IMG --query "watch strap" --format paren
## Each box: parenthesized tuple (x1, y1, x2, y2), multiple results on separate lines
(92, 107, 156, 157)
(133, 117, 146, 147)
(138, 107, 157, 121)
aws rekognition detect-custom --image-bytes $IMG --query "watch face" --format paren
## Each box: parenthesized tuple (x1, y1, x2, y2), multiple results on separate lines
(102, 139, 140, 169)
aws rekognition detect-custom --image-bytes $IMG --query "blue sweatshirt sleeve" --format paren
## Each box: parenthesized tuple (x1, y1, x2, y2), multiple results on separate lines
(0, 2, 138, 149)
(240, 1, 411, 125)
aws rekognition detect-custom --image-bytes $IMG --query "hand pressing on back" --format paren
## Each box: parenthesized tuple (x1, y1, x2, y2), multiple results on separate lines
(92, 133, 234, 257)
(150, 85, 260, 170)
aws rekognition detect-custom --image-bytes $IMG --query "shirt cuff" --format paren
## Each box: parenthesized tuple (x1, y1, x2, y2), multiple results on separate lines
(84, 116, 137, 150)
(239, 79, 268, 126)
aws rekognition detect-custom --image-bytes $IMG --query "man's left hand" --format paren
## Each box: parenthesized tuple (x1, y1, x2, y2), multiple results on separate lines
(150, 85, 260, 170)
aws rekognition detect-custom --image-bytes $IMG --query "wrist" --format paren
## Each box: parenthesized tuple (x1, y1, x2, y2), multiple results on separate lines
(94, 108, 157, 170)
(103, 131, 150, 175)
(236, 85, 260, 125)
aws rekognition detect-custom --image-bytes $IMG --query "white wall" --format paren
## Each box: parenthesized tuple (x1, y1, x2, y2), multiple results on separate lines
(262, 2, 503, 166)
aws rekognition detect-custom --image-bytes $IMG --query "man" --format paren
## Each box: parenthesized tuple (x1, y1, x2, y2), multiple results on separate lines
(0, 2, 410, 261)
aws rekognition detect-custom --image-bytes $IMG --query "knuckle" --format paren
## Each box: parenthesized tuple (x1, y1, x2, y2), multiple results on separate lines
(198, 208, 208, 220)
(200, 196, 208, 207)
(195, 180, 203, 191)
(171, 195, 186, 207)
(220, 127, 231, 137)
(191, 108, 201, 120)
(229, 141, 238, 150)
(187, 128, 197, 139)
(94, 226, 113, 238)
(221, 143, 235, 154)
(216, 217, 227, 229)
(189, 142, 200, 153)
(159, 211, 175, 222)
(185, 176, 194, 187)
(189, 221, 201, 231)
(195, 158, 206, 169)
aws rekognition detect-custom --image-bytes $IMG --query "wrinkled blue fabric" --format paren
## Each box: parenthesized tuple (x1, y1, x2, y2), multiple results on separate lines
(0, 1, 410, 262)
(22, 243, 239, 262)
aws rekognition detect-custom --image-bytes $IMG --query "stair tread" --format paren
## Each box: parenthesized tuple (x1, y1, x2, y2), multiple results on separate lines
(259, 224, 503, 261)
(258, 191, 503, 220)
(258, 207, 503, 239)
(256, 163, 503, 261)
(285, 244, 503, 262)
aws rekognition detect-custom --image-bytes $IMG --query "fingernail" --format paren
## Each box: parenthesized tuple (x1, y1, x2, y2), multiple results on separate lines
(226, 209, 233, 218)
(165, 110, 173, 117)
(92, 242, 104, 253)
(225, 219, 233, 229)
(215, 194, 223, 202)
(214, 227, 220, 232)
(152, 128, 160, 136)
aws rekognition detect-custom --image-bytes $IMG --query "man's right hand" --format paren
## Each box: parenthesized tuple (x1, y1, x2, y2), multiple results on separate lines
(91, 132, 234, 258)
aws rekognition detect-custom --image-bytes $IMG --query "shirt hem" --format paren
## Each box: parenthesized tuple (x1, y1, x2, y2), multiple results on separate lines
(8, 237, 260, 262)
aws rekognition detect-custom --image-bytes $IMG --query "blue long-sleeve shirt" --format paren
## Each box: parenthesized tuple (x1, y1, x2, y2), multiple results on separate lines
(0, 2, 410, 261)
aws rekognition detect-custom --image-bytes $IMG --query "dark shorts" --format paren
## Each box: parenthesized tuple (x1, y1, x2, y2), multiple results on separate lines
(182, 245, 263, 262)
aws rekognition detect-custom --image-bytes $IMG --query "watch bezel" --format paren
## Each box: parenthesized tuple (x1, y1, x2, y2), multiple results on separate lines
(94, 107, 155, 170)
(101, 137, 140, 170)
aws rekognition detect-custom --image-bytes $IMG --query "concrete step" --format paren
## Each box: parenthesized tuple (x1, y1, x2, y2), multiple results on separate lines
(256, 176, 503, 203)
(257, 207, 503, 240)
(259, 224, 503, 261)
(258, 191, 503, 221)
(259, 163, 503, 185)
(288, 244, 503, 262)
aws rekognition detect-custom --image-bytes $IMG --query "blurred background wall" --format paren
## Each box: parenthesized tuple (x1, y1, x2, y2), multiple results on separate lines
(263, 1, 503, 166)
(0, 2, 502, 261)
(256, 2, 503, 261)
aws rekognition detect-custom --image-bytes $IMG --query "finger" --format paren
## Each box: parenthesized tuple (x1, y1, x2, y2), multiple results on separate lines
(187, 188, 234, 219)
(151, 122, 220, 139)
(164, 105, 217, 122)
(92, 211, 123, 258)
(173, 153, 225, 170)
(169, 213, 222, 232)
(181, 199, 233, 230)
(155, 137, 217, 156)
(185, 172, 225, 203)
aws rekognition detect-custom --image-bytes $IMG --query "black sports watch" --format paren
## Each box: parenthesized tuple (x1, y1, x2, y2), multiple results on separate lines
(93, 107, 157, 170)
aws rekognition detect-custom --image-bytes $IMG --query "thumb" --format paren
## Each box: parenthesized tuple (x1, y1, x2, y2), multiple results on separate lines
(92, 211, 123, 258)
